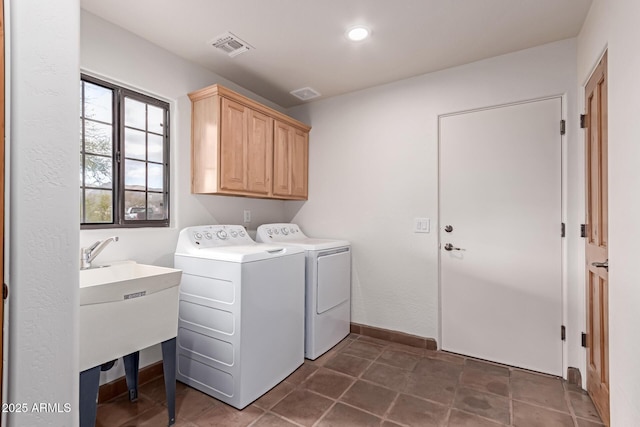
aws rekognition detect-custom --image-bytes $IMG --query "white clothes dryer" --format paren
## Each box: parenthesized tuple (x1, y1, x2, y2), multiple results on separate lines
(174, 225, 305, 409)
(256, 224, 351, 360)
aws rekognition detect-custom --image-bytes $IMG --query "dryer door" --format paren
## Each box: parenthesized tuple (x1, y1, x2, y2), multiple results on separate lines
(316, 248, 351, 314)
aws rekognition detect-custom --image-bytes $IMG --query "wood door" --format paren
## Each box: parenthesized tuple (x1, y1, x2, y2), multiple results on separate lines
(440, 98, 563, 375)
(273, 121, 291, 196)
(290, 129, 308, 198)
(246, 109, 273, 195)
(220, 97, 247, 191)
(585, 51, 609, 426)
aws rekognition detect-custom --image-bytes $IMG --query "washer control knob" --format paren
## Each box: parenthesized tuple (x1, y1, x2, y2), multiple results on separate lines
(266, 228, 273, 236)
(239, 230, 246, 237)
(281, 227, 289, 235)
(274, 229, 280, 234)
(194, 232, 203, 240)
(290, 227, 296, 233)
(204, 232, 213, 240)
(216, 230, 228, 240)
(230, 230, 238, 238)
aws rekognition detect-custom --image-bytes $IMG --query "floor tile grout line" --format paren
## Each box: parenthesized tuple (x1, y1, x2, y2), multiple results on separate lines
(509, 367, 514, 426)
(381, 392, 407, 426)
(324, 340, 411, 424)
(562, 380, 582, 427)
(451, 407, 513, 426)
(309, 369, 392, 425)
(444, 356, 467, 427)
(310, 400, 338, 427)
(330, 399, 390, 423)
(263, 410, 308, 427)
(511, 396, 578, 416)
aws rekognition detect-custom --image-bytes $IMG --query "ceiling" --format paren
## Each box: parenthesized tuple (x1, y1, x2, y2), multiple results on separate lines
(81, 0, 593, 108)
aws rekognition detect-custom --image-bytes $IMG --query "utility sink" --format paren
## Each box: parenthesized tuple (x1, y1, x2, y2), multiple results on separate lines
(79, 261, 182, 372)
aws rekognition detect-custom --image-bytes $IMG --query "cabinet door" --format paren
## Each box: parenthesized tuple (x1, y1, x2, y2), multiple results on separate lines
(247, 110, 273, 195)
(290, 129, 308, 198)
(273, 121, 308, 199)
(220, 97, 247, 191)
(273, 121, 291, 196)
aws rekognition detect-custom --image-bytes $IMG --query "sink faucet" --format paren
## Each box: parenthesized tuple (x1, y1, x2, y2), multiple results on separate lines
(81, 236, 119, 270)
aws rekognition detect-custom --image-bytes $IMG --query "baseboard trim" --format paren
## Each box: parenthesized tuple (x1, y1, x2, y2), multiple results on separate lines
(98, 361, 164, 404)
(350, 322, 437, 350)
(567, 366, 582, 388)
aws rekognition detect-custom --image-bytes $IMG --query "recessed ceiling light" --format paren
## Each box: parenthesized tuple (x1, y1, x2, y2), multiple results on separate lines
(346, 26, 370, 42)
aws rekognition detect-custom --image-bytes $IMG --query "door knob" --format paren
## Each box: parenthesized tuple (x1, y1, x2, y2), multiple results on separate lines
(444, 243, 463, 251)
(444, 225, 453, 233)
(591, 259, 609, 271)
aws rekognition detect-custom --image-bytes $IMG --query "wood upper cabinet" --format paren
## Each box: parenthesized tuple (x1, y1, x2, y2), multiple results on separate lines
(189, 84, 310, 199)
(273, 120, 309, 199)
(219, 98, 273, 195)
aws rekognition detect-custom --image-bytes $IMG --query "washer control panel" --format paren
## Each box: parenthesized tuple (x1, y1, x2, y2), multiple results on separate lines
(178, 225, 253, 250)
(256, 223, 307, 242)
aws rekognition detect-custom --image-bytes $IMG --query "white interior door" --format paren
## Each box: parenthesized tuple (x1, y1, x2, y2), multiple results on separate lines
(439, 98, 563, 376)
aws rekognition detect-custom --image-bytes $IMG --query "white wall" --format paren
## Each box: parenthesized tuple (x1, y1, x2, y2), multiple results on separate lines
(607, 1, 640, 425)
(80, 10, 287, 382)
(577, 1, 608, 85)
(6, 0, 80, 425)
(286, 39, 583, 378)
(577, 2, 640, 424)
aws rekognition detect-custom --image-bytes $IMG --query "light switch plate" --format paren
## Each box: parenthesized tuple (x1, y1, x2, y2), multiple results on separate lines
(243, 210, 251, 223)
(414, 218, 430, 233)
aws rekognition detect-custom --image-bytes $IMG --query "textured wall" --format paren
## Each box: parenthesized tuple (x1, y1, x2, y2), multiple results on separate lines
(608, 1, 640, 424)
(7, 0, 80, 425)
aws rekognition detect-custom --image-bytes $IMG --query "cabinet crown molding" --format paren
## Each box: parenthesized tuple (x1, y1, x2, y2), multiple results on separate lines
(189, 84, 311, 133)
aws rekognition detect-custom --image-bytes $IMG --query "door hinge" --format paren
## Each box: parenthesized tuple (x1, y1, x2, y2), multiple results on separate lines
(561, 223, 566, 238)
(580, 114, 587, 129)
(3, 283, 8, 300)
(561, 325, 566, 341)
(580, 224, 587, 238)
(581, 332, 587, 347)
(116, 151, 122, 163)
(560, 120, 566, 135)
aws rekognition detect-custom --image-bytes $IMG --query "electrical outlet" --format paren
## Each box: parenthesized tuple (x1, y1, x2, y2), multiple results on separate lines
(414, 218, 430, 233)
(243, 210, 251, 223)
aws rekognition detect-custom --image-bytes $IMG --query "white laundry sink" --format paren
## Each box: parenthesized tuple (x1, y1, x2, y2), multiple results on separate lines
(79, 261, 182, 371)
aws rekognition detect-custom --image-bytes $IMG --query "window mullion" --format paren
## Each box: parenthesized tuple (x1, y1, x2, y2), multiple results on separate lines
(115, 88, 124, 225)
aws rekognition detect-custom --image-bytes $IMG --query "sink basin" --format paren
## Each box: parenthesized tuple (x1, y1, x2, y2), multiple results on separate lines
(79, 261, 182, 371)
(80, 260, 182, 305)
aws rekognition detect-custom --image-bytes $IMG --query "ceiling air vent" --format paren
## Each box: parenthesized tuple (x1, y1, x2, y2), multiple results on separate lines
(290, 87, 321, 101)
(210, 32, 253, 57)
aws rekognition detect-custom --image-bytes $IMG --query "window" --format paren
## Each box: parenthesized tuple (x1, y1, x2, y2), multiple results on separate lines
(80, 75, 170, 228)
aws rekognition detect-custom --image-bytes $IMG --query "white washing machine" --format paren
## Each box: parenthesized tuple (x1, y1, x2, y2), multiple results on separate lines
(174, 225, 305, 409)
(256, 223, 351, 360)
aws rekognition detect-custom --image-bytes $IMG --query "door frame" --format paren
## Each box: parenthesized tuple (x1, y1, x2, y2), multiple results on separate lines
(582, 49, 609, 424)
(436, 95, 568, 375)
(575, 47, 609, 392)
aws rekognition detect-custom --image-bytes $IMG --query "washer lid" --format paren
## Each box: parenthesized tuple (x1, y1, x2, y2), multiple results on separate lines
(175, 243, 303, 263)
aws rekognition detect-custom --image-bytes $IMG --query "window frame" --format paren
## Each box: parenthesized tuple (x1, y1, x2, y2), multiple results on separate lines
(80, 74, 170, 229)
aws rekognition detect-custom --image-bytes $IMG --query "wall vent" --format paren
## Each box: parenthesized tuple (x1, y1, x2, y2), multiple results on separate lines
(210, 32, 253, 57)
(290, 87, 321, 101)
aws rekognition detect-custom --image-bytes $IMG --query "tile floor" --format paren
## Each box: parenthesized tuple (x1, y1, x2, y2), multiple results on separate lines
(96, 334, 604, 427)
